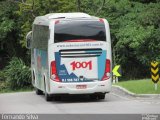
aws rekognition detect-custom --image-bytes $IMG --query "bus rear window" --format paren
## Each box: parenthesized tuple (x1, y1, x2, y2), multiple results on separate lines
(54, 21, 106, 43)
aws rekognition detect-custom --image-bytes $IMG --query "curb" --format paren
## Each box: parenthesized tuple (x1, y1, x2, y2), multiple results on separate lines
(112, 85, 160, 98)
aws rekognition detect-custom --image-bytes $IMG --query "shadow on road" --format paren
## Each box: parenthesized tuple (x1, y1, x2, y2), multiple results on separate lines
(39, 94, 109, 103)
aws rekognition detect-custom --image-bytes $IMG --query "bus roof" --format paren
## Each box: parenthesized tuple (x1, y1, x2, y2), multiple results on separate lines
(45, 12, 91, 19)
(33, 13, 100, 26)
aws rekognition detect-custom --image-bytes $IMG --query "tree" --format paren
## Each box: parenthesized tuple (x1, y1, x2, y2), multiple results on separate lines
(0, 0, 25, 60)
(102, 0, 160, 78)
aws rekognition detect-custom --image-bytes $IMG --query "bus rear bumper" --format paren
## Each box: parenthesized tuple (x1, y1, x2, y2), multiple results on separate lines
(48, 79, 112, 95)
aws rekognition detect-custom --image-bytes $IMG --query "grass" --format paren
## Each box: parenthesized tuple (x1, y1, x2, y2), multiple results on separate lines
(0, 80, 33, 93)
(0, 88, 33, 93)
(115, 79, 160, 94)
(0, 85, 33, 94)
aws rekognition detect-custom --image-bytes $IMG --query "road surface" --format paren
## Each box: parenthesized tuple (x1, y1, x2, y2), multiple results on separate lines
(0, 87, 160, 114)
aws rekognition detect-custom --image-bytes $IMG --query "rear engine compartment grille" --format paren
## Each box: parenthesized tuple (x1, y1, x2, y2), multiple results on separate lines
(59, 48, 102, 58)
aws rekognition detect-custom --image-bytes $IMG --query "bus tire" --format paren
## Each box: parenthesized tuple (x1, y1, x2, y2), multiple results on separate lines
(98, 94, 105, 99)
(90, 94, 98, 100)
(36, 88, 43, 95)
(53, 96, 61, 101)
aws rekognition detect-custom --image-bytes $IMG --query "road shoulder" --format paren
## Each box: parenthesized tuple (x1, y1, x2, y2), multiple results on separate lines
(112, 85, 160, 98)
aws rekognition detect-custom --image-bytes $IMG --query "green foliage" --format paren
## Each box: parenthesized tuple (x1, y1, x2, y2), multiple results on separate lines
(0, 81, 7, 91)
(0, 0, 17, 41)
(0, 0, 27, 60)
(4, 57, 31, 90)
(0, 70, 7, 91)
(100, 0, 160, 78)
(0, 70, 6, 81)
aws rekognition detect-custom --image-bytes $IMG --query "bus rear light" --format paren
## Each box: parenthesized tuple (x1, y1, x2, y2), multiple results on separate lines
(50, 61, 61, 82)
(55, 20, 60, 24)
(99, 18, 104, 23)
(102, 59, 111, 81)
(105, 59, 110, 72)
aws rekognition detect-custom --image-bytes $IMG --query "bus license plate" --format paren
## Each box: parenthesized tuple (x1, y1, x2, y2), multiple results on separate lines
(76, 85, 87, 89)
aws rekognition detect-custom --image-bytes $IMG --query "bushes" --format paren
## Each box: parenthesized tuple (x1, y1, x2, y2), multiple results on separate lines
(0, 70, 7, 91)
(0, 70, 6, 81)
(1, 57, 32, 90)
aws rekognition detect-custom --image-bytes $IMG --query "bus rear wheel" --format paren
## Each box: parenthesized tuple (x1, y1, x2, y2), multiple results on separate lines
(53, 96, 61, 101)
(98, 94, 105, 99)
(90, 94, 98, 100)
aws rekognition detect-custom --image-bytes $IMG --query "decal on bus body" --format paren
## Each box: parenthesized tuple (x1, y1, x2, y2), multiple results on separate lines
(55, 50, 106, 82)
(34, 49, 48, 86)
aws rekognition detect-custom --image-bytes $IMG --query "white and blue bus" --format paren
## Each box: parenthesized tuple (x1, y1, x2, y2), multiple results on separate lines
(26, 13, 112, 101)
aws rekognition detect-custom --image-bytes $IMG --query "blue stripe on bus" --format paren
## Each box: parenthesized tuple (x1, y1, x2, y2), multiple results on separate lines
(97, 50, 106, 80)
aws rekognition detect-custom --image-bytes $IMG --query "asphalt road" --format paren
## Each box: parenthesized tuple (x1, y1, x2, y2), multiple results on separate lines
(0, 87, 160, 114)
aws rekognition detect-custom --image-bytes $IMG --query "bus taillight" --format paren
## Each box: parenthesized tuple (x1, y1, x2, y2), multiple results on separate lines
(99, 18, 104, 23)
(55, 20, 60, 24)
(102, 59, 111, 81)
(50, 61, 60, 82)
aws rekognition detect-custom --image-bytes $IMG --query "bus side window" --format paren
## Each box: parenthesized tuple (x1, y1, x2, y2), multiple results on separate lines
(32, 25, 49, 50)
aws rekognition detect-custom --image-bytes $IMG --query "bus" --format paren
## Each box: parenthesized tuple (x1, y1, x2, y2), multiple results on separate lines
(26, 13, 112, 101)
